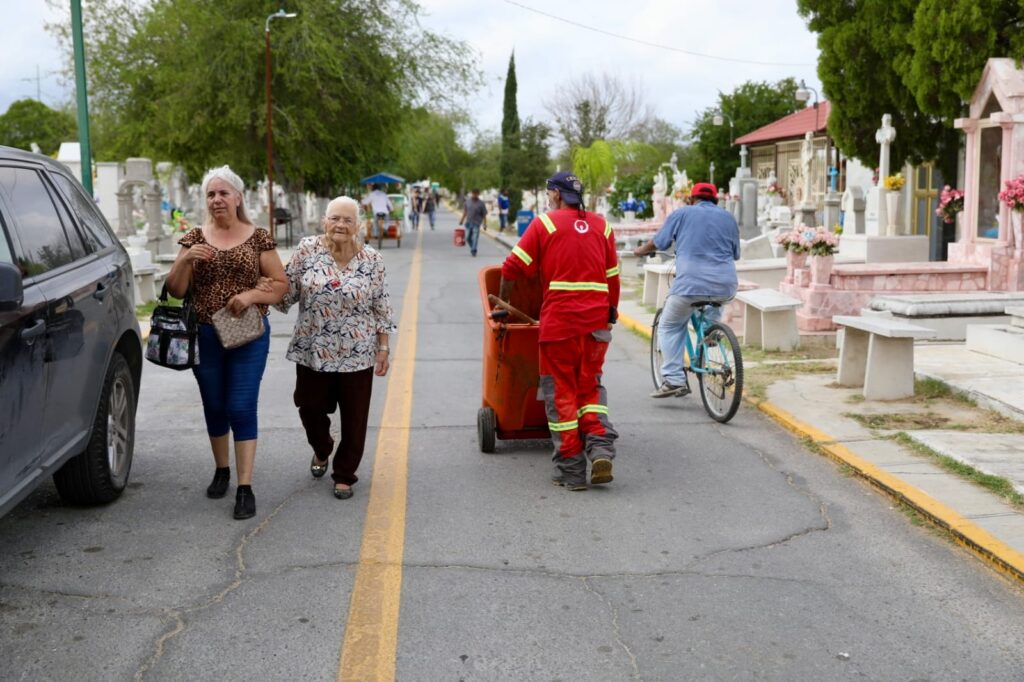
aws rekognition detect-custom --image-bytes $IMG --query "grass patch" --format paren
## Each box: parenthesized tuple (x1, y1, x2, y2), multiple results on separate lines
(892, 432, 1024, 510)
(912, 377, 976, 408)
(844, 411, 951, 430)
(741, 345, 839, 364)
(744, 361, 836, 402)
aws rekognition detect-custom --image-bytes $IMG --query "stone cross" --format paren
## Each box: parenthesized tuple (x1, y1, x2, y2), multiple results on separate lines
(828, 166, 839, 192)
(875, 114, 896, 182)
(739, 144, 749, 170)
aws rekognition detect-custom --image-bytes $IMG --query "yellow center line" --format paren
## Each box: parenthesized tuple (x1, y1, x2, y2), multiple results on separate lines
(337, 233, 422, 681)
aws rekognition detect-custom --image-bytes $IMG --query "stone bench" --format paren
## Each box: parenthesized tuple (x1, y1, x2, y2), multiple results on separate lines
(866, 292, 1024, 340)
(963, 304, 1024, 364)
(833, 315, 937, 400)
(642, 261, 674, 308)
(132, 266, 163, 304)
(736, 288, 802, 351)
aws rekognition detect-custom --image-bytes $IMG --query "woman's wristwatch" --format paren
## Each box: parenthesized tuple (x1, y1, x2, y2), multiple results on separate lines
(377, 346, 390, 354)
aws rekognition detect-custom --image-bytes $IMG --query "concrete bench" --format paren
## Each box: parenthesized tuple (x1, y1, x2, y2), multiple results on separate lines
(133, 266, 162, 304)
(642, 262, 674, 308)
(736, 288, 802, 351)
(833, 315, 937, 400)
(866, 292, 1024, 340)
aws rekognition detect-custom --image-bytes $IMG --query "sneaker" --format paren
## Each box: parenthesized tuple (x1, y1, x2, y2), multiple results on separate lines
(650, 381, 690, 399)
(551, 474, 587, 491)
(233, 486, 256, 520)
(590, 458, 613, 485)
(206, 467, 230, 499)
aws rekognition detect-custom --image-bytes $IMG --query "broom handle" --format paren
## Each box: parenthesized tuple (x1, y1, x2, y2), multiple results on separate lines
(488, 294, 538, 325)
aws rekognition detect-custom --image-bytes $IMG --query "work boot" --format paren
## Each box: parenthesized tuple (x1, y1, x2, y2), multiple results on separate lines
(590, 457, 613, 485)
(551, 473, 587, 491)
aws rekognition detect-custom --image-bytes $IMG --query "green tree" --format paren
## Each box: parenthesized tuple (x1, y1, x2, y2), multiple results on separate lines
(571, 141, 615, 210)
(0, 99, 76, 156)
(500, 52, 522, 216)
(394, 108, 470, 189)
(506, 119, 552, 210)
(684, 79, 801, 185)
(49, 0, 479, 193)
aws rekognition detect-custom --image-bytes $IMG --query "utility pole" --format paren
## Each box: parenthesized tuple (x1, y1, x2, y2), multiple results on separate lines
(21, 65, 41, 102)
(71, 0, 93, 194)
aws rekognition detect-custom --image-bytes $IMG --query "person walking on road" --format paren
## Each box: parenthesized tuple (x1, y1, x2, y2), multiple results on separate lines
(497, 188, 510, 232)
(272, 196, 396, 500)
(165, 165, 288, 520)
(409, 186, 421, 231)
(459, 188, 489, 257)
(423, 189, 437, 230)
(361, 183, 393, 241)
(633, 182, 739, 398)
(499, 172, 621, 491)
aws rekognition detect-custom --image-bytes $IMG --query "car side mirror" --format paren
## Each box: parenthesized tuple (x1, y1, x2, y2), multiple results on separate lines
(0, 261, 24, 311)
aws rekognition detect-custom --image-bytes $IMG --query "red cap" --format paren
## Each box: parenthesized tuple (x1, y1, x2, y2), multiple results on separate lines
(692, 182, 718, 200)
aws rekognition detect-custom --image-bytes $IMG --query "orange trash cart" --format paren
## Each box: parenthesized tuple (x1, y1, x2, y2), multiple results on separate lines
(477, 266, 549, 452)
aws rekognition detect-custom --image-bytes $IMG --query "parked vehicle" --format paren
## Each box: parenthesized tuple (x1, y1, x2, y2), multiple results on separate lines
(0, 146, 142, 517)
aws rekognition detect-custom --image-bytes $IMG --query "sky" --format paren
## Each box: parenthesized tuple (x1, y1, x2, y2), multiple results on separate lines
(0, 0, 823, 143)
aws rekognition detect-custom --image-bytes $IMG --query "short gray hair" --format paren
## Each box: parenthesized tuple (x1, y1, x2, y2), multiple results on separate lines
(326, 195, 361, 219)
(201, 165, 249, 222)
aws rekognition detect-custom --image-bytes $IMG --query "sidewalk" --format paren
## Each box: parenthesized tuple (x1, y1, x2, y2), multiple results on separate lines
(486, 226, 1024, 584)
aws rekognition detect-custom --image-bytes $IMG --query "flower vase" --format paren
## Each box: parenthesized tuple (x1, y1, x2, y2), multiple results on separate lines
(885, 192, 900, 236)
(1012, 211, 1023, 255)
(769, 194, 782, 207)
(810, 254, 834, 287)
(785, 250, 807, 284)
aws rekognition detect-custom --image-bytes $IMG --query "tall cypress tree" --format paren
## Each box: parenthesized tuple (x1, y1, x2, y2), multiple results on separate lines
(500, 51, 522, 216)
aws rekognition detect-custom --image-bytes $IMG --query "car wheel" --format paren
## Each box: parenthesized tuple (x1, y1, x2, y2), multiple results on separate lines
(53, 352, 136, 504)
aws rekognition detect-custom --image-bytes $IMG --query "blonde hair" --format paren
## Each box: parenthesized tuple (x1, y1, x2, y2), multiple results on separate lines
(201, 165, 249, 223)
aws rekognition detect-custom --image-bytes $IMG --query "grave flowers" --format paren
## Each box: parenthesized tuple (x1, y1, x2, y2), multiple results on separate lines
(936, 186, 964, 224)
(778, 227, 809, 284)
(766, 180, 785, 206)
(801, 226, 840, 286)
(882, 173, 905, 192)
(998, 174, 1024, 248)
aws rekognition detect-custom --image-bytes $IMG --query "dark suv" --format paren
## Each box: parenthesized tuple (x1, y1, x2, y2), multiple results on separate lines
(0, 146, 141, 517)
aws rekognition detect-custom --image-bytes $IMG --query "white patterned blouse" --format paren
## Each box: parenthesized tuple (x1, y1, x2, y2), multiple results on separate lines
(276, 236, 397, 373)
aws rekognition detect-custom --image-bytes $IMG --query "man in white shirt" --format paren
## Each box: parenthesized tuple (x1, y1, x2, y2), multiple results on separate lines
(361, 184, 393, 239)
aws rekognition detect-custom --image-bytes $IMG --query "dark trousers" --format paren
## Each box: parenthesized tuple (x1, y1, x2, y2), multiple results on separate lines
(294, 364, 374, 485)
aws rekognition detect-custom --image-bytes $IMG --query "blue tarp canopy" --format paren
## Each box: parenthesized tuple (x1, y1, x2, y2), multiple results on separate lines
(360, 172, 405, 185)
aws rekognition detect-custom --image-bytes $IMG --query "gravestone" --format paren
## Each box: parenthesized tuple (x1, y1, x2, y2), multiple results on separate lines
(872, 114, 896, 236)
(738, 177, 759, 239)
(797, 132, 817, 227)
(841, 186, 866, 235)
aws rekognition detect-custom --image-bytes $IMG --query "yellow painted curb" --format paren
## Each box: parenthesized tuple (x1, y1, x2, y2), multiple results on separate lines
(617, 310, 652, 338)
(755, 399, 1024, 584)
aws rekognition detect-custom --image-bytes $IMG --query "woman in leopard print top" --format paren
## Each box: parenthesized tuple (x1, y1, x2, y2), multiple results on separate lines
(166, 165, 288, 520)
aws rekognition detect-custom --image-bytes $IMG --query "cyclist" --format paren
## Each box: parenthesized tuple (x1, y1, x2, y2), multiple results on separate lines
(361, 183, 392, 240)
(633, 182, 739, 398)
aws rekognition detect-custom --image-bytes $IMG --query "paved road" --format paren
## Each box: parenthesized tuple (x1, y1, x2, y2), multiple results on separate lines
(3, 209, 1024, 681)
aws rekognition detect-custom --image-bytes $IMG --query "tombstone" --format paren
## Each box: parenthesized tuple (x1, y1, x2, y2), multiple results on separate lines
(872, 114, 896, 236)
(841, 186, 866, 235)
(797, 132, 818, 227)
(824, 169, 842, 231)
(116, 158, 163, 241)
(738, 176, 759, 239)
(94, 162, 123, 230)
(652, 169, 668, 222)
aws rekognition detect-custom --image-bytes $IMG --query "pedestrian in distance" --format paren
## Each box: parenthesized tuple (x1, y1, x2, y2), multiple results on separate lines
(633, 182, 739, 398)
(270, 196, 396, 500)
(459, 188, 488, 257)
(409, 186, 421, 231)
(165, 165, 288, 520)
(424, 189, 437, 230)
(497, 188, 510, 232)
(361, 183, 393, 240)
(499, 172, 621, 491)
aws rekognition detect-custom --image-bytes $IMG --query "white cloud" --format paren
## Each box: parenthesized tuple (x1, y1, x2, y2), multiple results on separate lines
(0, 4, 68, 111)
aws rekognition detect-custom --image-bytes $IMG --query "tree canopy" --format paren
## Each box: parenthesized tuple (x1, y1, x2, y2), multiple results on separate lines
(50, 0, 479, 193)
(0, 99, 75, 156)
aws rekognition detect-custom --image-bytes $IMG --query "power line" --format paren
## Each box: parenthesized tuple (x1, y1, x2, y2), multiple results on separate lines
(501, 0, 814, 68)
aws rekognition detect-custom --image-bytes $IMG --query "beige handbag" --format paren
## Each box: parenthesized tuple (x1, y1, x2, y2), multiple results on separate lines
(211, 305, 265, 349)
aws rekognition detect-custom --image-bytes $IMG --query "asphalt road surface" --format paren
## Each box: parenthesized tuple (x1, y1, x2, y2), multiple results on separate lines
(3, 209, 1024, 681)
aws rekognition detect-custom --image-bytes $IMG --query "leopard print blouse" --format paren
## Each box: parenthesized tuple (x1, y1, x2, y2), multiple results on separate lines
(178, 227, 278, 324)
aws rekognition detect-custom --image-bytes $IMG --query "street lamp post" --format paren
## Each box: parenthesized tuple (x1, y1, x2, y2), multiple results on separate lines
(70, 0, 93, 195)
(265, 8, 297, 237)
(712, 110, 734, 145)
(795, 79, 820, 130)
(709, 161, 715, 186)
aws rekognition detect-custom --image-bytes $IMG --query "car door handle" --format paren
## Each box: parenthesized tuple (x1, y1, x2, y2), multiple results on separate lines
(93, 281, 111, 301)
(21, 319, 46, 343)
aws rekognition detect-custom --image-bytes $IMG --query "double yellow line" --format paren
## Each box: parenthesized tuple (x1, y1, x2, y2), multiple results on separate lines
(337, 235, 422, 680)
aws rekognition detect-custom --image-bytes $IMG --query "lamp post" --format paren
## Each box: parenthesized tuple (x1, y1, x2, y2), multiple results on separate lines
(795, 79, 820, 130)
(712, 109, 734, 145)
(70, 0, 93, 195)
(265, 8, 297, 236)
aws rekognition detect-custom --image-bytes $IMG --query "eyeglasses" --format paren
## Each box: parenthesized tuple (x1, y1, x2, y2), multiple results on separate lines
(326, 215, 356, 225)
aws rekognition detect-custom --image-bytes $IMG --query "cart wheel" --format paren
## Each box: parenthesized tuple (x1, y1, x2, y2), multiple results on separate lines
(477, 407, 496, 453)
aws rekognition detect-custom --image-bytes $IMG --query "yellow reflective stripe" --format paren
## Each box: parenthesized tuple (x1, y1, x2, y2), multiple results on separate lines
(512, 245, 533, 266)
(549, 281, 609, 292)
(605, 265, 620, 278)
(538, 214, 557, 234)
(548, 419, 579, 432)
(604, 224, 612, 238)
(577, 404, 609, 417)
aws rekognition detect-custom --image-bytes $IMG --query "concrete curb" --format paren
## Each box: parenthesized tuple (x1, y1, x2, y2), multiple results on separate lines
(617, 309, 1024, 585)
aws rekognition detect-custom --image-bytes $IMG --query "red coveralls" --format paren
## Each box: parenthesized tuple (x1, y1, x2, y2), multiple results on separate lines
(500, 208, 620, 481)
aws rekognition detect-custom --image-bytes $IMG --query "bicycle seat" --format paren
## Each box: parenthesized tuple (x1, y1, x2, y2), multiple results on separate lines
(691, 300, 722, 309)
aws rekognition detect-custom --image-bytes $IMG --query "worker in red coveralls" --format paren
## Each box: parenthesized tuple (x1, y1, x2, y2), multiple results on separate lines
(499, 172, 620, 491)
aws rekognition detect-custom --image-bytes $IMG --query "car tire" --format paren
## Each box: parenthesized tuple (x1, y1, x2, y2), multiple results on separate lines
(53, 352, 136, 504)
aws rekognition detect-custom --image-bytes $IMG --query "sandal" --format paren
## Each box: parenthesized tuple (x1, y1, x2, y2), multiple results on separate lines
(333, 485, 354, 500)
(310, 456, 329, 479)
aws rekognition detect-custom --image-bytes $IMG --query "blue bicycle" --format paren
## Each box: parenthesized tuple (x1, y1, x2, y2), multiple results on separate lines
(650, 301, 744, 423)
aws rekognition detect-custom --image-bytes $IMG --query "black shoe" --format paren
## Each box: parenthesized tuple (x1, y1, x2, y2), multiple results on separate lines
(233, 486, 256, 519)
(310, 456, 328, 479)
(333, 485, 354, 500)
(206, 467, 230, 499)
(650, 381, 690, 399)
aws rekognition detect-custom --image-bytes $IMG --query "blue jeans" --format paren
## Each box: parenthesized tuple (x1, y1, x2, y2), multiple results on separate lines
(465, 222, 481, 254)
(658, 294, 729, 386)
(192, 319, 271, 441)
(427, 209, 436, 229)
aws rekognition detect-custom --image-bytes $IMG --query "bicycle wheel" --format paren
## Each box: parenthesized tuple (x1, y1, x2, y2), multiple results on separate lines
(696, 321, 744, 423)
(650, 308, 665, 389)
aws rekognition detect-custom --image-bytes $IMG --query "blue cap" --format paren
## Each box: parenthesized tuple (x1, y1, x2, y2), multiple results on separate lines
(546, 171, 584, 205)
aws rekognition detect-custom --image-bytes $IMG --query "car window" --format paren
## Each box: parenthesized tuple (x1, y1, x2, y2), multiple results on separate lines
(43, 177, 89, 260)
(0, 214, 13, 265)
(0, 167, 75, 278)
(51, 173, 114, 251)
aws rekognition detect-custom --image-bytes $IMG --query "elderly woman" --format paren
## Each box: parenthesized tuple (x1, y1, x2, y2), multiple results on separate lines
(274, 196, 396, 499)
(165, 165, 287, 520)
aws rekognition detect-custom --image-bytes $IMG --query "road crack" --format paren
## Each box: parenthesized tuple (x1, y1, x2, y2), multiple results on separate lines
(581, 576, 641, 680)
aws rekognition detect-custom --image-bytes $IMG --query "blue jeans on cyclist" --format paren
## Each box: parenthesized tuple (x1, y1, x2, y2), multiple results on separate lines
(654, 293, 731, 398)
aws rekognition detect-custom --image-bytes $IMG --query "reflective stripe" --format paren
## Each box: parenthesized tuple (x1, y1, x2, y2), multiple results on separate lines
(604, 224, 612, 238)
(538, 214, 557, 234)
(549, 281, 609, 292)
(578, 404, 609, 417)
(548, 419, 579, 432)
(512, 245, 533, 266)
(605, 265, 620, 278)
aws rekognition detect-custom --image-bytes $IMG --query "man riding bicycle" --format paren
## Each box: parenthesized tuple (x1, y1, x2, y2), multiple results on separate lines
(361, 183, 393, 240)
(634, 182, 739, 398)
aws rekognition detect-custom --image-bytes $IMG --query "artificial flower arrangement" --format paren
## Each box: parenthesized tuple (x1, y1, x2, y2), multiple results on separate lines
(998, 175, 1024, 212)
(775, 227, 808, 253)
(618, 197, 647, 213)
(766, 180, 785, 198)
(672, 179, 695, 201)
(936, 186, 965, 224)
(800, 225, 840, 256)
(883, 172, 905, 192)
(169, 209, 192, 233)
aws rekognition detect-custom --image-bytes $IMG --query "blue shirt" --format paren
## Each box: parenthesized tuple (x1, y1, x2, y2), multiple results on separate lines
(498, 194, 510, 210)
(653, 201, 740, 298)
